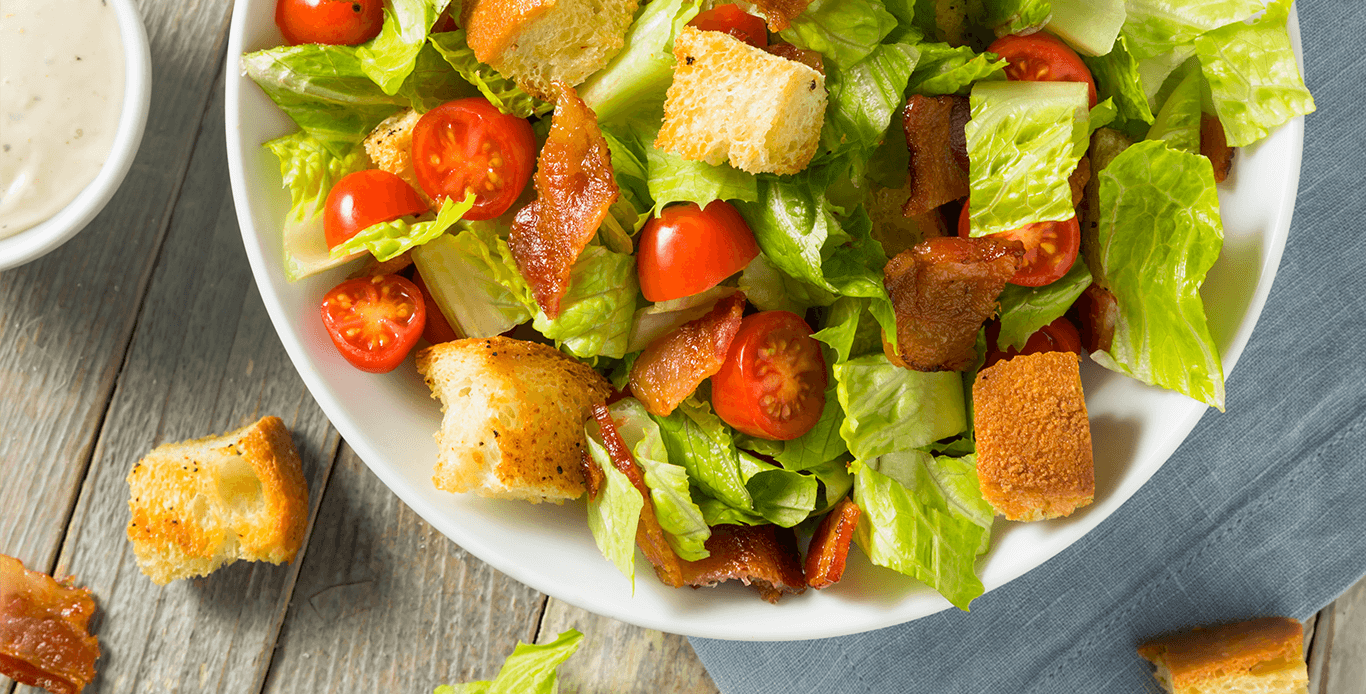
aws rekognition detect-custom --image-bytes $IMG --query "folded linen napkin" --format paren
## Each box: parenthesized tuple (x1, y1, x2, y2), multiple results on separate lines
(691, 3, 1365, 690)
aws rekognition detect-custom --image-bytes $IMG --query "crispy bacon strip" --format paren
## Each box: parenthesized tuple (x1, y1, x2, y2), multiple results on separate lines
(884, 237, 1023, 372)
(1068, 156, 1091, 210)
(508, 84, 619, 318)
(628, 292, 746, 417)
(1201, 113, 1235, 183)
(804, 497, 861, 590)
(903, 95, 970, 218)
(578, 450, 604, 500)
(765, 42, 824, 74)
(590, 406, 686, 587)
(0, 555, 100, 694)
(1073, 283, 1118, 354)
(680, 524, 807, 603)
(748, 0, 812, 31)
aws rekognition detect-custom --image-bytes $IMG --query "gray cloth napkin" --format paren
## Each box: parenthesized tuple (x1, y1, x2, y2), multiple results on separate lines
(691, 2, 1365, 690)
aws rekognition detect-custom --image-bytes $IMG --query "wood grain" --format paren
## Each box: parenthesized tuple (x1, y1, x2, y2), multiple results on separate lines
(259, 445, 546, 693)
(1309, 579, 1366, 694)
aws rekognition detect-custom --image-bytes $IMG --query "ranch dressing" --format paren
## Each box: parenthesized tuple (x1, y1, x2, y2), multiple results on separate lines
(0, 0, 126, 238)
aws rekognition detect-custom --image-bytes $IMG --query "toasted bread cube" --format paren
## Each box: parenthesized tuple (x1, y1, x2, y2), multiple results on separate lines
(125, 416, 309, 585)
(655, 27, 827, 175)
(362, 108, 436, 211)
(416, 337, 612, 503)
(462, 0, 639, 101)
(973, 351, 1094, 521)
(1138, 617, 1308, 694)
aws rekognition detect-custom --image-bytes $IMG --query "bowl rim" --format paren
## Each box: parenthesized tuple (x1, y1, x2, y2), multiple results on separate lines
(0, 0, 153, 271)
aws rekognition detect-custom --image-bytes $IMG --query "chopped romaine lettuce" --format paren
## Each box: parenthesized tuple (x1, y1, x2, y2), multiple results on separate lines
(995, 258, 1092, 350)
(533, 245, 638, 360)
(906, 43, 1007, 96)
(652, 399, 754, 513)
(606, 112, 759, 211)
(1089, 97, 1119, 133)
(739, 452, 820, 527)
(834, 353, 967, 461)
(333, 193, 475, 261)
(433, 629, 584, 694)
(585, 433, 644, 584)
(409, 222, 534, 338)
(812, 296, 885, 364)
(1045, 0, 1125, 57)
(1083, 35, 1156, 126)
(1121, 0, 1268, 60)
(773, 383, 849, 471)
(357, 0, 452, 95)
(778, 0, 898, 71)
(980, 0, 1053, 37)
(627, 286, 735, 354)
(579, 0, 703, 124)
(738, 252, 835, 315)
(820, 43, 920, 159)
(264, 131, 369, 282)
(607, 399, 711, 560)
(428, 31, 551, 118)
(1145, 65, 1203, 153)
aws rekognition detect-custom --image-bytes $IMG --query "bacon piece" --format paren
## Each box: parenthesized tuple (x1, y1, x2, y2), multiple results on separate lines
(1072, 283, 1118, 354)
(508, 83, 619, 318)
(884, 237, 1023, 372)
(748, 0, 812, 31)
(764, 42, 824, 74)
(903, 95, 971, 218)
(680, 524, 807, 603)
(590, 406, 686, 587)
(0, 555, 99, 694)
(804, 497, 861, 589)
(628, 292, 746, 417)
(578, 450, 604, 501)
(1201, 113, 1235, 183)
(1068, 155, 1090, 210)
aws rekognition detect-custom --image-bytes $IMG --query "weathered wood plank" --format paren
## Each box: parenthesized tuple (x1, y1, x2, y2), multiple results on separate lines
(0, 0, 236, 573)
(536, 598, 719, 694)
(260, 445, 546, 693)
(1310, 578, 1366, 694)
(13, 70, 340, 693)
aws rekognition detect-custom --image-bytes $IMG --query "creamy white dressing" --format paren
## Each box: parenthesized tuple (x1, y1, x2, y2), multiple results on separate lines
(0, 0, 125, 238)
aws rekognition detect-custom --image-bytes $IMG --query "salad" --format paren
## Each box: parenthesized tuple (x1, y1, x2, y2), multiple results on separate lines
(243, 0, 1314, 610)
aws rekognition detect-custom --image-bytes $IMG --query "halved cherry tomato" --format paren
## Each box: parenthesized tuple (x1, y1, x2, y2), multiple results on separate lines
(957, 203, 1080, 287)
(275, 0, 384, 46)
(712, 311, 827, 441)
(988, 33, 1098, 108)
(411, 98, 536, 220)
(637, 201, 761, 303)
(323, 170, 429, 249)
(412, 271, 461, 345)
(320, 275, 426, 373)
(984, 317, 1082, 369)
(689, 5, 768, 48)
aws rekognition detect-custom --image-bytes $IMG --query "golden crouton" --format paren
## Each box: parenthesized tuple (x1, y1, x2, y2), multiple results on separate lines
(973, 351, 1094, 521)
(1138, 617, 1308, 694)
(655, 27, 827, 175)
(126, 416, 309, 584)
(362, 108, 436, 210)
(462, 0, 640, 101)
(416, 337, 612, 503)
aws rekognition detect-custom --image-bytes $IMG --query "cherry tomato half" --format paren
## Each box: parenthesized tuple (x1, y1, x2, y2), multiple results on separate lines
(637, 201, 761, 303)
(324, 170, 429, 250)
(320, 275, 426, 373)
(411, 98, 536, 220)
(689, 4, 768, 48)
(712, 311, 827, 441)
(412, 271, 461, 345)
(958, 203, 1080, 287)
(984, 317, 1082, 369)
(988, 33, 1098, 108)
(276, 0, 384, 46)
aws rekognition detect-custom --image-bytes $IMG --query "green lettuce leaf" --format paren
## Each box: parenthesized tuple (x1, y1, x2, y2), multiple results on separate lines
(606, 112, 759, 211)
(533, 245, 638, 359)
(852, 455, 986, 610)
(1092, 140, 1225, 409)
(358, 0, 451, 95)
(585, 434, 645, 585)
(409, 222, 534, 338)
(579, 0, 703, 124)
(434, 629, 585, 694)
(995, 257, 1091, 350)
(1089, 97, 1118, 133)
(820, 43, 920, 159)
(1045, 0, 1125, 57)
(812, 296, 885, 363)
(981, 0, 1053, 36)
(1194, 1, 1316, 147)
(906, 43, 1007, 97)
(1083, 35, 1156, 126)
(607, 399, 711, 560)
(739, 452, 820, 527)
(965, 80, 1090, 237)
(834, 353, 967, 461)
(807, 457, 856, 512)
(334, 193, 475, 261)
(774, 383, 848, 471)
(264, 132, 369, 282)
(738, 252, 836, 315)
(778, 0, 898, 72)
(428, 30, 552, 118)
(923, 453, 993, 553)
(1145, 65, 1203, 153)
(1121, 0, 1268, 60)
(652, 399, 754, 513)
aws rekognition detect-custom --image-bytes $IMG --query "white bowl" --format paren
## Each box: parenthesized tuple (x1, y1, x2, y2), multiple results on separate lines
(0, 0, 152, 271)
(226, 5, 1304, 640)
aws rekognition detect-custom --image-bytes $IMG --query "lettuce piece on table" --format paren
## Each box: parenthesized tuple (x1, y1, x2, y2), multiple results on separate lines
(965, 80, 1090, 237)
(1194, 0, 1315, 147)
(608, 398, 711, 560)
(995, 257, 1091, 351)
(1045, 0, 1125, 57)
(1083, 35, 1155, 126)
(834, 353, 966, 461)
(1092, 140, 1226, 409)
(434, 629, 584, 694)
(533, 245, 639, 360)
(264, 131, 369, 282)
(579, 0, 702, 124)
(584, 434, 645, 585)
(906, 43, 1007, 96)
(333, 193, 475, 262)
(1120, 0, 1268, 60)
(409, 221, 534, 338)
(358, 0, 452, 95)
(428, 30, 552, 118)
(1145, 66, 1204, 154)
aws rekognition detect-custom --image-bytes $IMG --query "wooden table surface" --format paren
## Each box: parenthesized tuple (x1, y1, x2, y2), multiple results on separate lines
(1, 2, 1360, 693)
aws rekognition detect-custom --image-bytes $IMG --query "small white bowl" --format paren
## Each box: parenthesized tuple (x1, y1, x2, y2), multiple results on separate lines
(0, 0, 152, 271)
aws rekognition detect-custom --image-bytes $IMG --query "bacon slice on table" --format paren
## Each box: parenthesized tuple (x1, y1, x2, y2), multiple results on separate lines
(804, 497, 861, 590)
(680, 524, 807, 603)
(1201, 113, 1235, 183)
(628, 292, 746, 417)
(590, 406, 686, 587)
(0, 555, 100, 694)
(903, 95, 970, 218)
(884, 237, 1023, 372)
(748, 0, 812, 31)
(508, 83, 619, 319)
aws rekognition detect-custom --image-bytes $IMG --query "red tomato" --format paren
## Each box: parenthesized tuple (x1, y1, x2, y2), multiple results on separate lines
(275, 0, 384, 46)
(712, 311, 827, 441)
(320, 275, 426, 373)
(323, 170, 429, 249)
(637, 201, 761, 302)
(957, 203, 1080, 287)
(984, 317, 1082, 369)
(689, 5, 768, 48)
(988, 33, 1098, 108)
(412, 271, 461, 345)
(411, 98, 536, 220)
